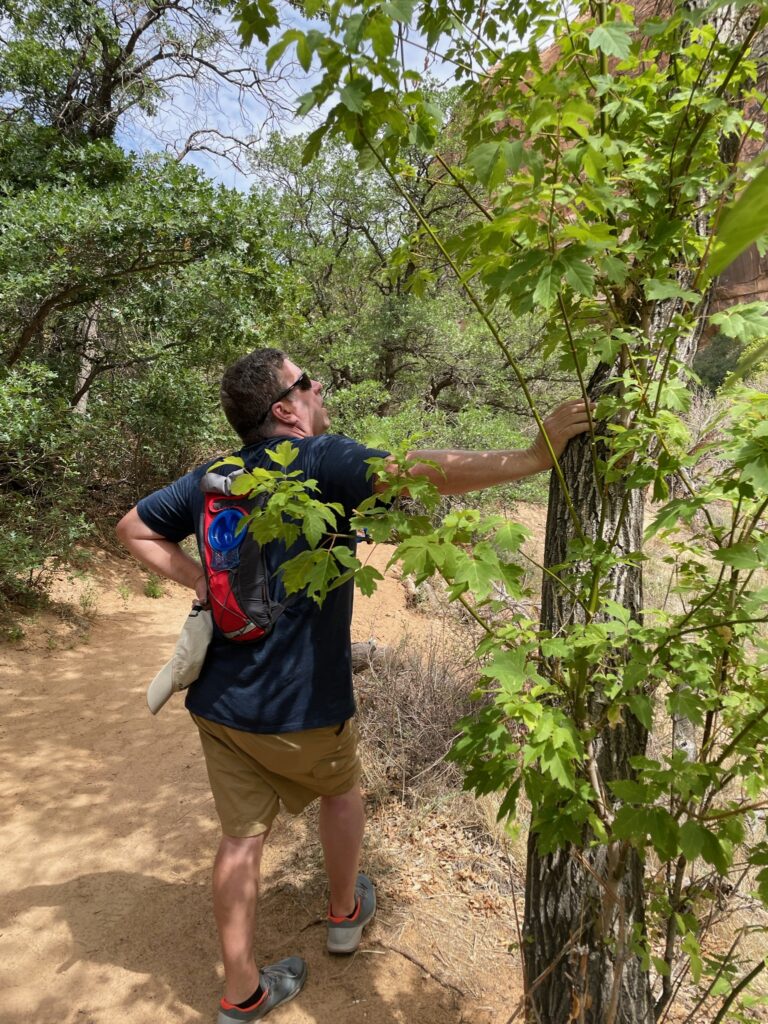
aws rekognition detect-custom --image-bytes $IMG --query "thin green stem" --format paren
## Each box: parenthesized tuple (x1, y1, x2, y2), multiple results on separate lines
(727, 494, 744, 548)
(665, 614, 768, 640)
(432, 152, 496, 226)
(625, 326, 723, 548)
(455, 591, 496, 635)
(666, 28, 721, 198)
(597, 0, 607, 137)
(679, 934, 742, 1024)
(711, 957, 767, 1024)
(445, 0, 504, 64)
(403, 36, 496, 81)
(520, 550, 587, 610)
(712, 701, 768, 769)
(555, 298, 600, 482)
(700, 799, 768, 823)
(559, 1, 599, 94)
(738, 496, 768, 545)
(651, 337, 677, 417)
(601, 286, 630, 330)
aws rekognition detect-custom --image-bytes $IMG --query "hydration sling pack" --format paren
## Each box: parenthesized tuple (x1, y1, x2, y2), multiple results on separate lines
(199, 460, 287, 643)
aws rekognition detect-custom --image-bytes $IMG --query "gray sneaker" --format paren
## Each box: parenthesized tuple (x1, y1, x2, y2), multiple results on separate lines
(217, 957, 308, 1022)
(327, 873, 376, 954)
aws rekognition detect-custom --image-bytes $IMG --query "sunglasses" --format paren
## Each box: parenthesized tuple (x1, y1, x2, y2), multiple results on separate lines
(258, 370, 312, 425)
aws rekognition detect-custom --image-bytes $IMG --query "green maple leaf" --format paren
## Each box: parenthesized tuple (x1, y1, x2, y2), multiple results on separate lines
(355, 564, 384, 596)
(589, 21, 634, 59)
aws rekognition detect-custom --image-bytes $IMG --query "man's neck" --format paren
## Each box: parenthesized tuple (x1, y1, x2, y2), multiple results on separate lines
(270, 427, 311, 439)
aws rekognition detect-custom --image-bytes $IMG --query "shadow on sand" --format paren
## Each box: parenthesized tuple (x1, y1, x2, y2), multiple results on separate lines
(6, 866, 463, 1023)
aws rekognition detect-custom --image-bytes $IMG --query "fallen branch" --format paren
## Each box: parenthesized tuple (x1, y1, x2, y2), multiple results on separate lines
(383, 941, 467, 998)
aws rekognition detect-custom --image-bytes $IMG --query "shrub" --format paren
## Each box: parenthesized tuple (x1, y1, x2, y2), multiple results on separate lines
(143, 574, 164, 599)
(326, 379, 390, 436)
(355, 399, 548, 505)
(693, 333, 743, 391)
(355, 630, 480, 802)
(86, 358, 233, 516)
(0, 364, 92, 604)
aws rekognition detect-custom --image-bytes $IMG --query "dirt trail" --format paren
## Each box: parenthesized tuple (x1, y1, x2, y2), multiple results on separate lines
(0, 545, 521, 1024)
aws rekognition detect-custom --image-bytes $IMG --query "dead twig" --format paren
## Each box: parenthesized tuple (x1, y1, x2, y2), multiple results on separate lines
(383, 941, 468, 998)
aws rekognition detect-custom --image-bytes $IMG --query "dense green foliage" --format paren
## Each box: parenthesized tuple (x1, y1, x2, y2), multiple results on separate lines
(0, 0, 273, 598)
(694, 334, 744, 391)
(0, 137, 276, 597)
(253, 132, 568, 432)
(0, 1, 556, 606)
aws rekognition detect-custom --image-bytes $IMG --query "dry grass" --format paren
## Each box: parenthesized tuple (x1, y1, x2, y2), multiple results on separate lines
(352, 620, 528, 881)
(355, 626, 480, 805)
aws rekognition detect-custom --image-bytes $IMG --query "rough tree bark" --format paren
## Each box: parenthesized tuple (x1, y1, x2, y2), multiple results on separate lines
(523, 361, 654, 1024)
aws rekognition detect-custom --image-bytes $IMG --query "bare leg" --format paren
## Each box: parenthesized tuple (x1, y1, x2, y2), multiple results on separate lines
(213, 831, 268, 1004)
(319, 784, 365, 917)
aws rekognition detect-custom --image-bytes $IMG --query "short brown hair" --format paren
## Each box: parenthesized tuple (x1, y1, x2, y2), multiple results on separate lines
(220, 348, 286, 444)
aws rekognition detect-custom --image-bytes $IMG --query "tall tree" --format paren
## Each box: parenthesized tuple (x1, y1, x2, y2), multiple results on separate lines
(0, 0, 286, 601)
(0, 0, 290, 163)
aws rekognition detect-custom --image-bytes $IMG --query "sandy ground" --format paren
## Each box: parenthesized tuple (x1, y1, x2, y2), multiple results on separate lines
(4, 514, 766, 1024)
(0, 544, 522, 1024)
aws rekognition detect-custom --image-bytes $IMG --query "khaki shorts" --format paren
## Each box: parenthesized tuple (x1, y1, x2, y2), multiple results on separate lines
(192, 715, 361, 837)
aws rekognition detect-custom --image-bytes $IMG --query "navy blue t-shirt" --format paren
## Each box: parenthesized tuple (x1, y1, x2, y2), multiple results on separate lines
(136, 434, 388, 734)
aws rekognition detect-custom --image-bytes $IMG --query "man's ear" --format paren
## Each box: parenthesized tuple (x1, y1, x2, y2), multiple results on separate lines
(271, 401, 296, 426)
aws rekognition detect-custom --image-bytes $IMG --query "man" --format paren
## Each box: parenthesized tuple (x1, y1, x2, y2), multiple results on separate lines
(116, 348, 592, 1023)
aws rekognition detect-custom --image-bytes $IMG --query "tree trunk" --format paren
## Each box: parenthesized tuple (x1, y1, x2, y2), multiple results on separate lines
(523, 362, 654, 1024)
(72, 305, 100, 414)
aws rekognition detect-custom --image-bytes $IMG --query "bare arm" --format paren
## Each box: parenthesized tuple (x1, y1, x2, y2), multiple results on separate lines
(377, 399, 593, 496)
(116, 507, 207, 603)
